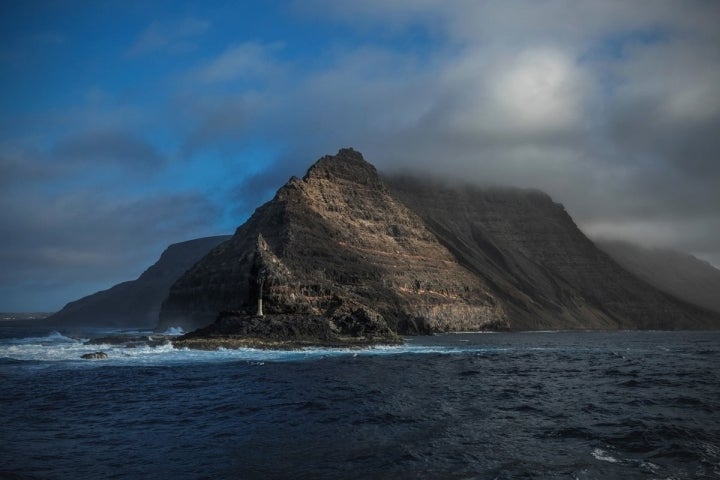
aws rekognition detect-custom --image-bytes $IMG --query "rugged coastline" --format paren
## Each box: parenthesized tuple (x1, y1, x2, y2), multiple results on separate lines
(171, 311, 402, 350)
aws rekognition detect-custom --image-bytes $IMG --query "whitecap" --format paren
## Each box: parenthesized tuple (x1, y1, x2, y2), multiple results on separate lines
(592, 448, 620, 464)
(0, 334, 518, 367)
(1, 330, 79, 346)
(162, 326, 185, 335)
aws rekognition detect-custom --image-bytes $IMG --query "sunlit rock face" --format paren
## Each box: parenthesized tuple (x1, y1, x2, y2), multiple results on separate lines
(159, 148, 506, 332)
(159, 148, 720, 333)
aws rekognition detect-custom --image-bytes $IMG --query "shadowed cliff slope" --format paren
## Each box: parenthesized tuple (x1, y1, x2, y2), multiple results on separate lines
(47, 236, 230, 328)
(388, 176, 718, 330)
(159, 149, 719, 333)
(597, 239, 720, 314)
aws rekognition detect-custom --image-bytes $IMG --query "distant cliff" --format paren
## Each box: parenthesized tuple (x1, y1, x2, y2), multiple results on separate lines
(47, 236, 230, 328)
(159, 149, 719, 333)
(596, 239, 720, 314)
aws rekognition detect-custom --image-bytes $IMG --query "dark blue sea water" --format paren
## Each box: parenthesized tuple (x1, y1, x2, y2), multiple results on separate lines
(1, 327, 719, 479)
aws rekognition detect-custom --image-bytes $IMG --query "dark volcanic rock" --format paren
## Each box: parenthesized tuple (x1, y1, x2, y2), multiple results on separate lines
(160, 148, 505, 332)
(46, 236, 230, 328)
(173, 309, 400, 349)
(80, 352, 107, 360)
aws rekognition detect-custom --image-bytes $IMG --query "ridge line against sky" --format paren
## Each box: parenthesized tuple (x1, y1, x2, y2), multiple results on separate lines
(1, 1, 719, 311)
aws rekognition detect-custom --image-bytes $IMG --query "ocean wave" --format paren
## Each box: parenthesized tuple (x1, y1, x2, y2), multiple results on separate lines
(592, 448, 621, 464)
(2, 330, 715, 369)
(162, 326, 185, 335)
(0, 334, 521, 366)
(1, 330, 79, 345)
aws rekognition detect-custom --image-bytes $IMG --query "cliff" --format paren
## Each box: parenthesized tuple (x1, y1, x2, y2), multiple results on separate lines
(159, 149, 720, 334)
(388, 177, 719, 330)
(596, 239, 720, 314)
(47, 235, 230, 328)
(159, 148, 505, 333)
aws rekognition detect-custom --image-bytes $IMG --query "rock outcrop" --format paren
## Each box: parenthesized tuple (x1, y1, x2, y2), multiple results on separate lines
(47, 236, 230, 328)
(80, 352, 107, 360)
(172, 311, 400, 350)
(159, 148, 720, 334)
(596, 239, 720, 314)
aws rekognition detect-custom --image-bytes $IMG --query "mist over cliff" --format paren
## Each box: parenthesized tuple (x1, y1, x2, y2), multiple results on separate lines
(596, 240, 720, 314)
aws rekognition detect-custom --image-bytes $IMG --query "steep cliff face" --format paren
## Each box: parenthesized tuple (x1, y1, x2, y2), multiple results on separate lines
(159, 149, 506, 331)
(387, 177, 718, 330)
(597, 240, 720, 314)
(47, 236, 230, 328)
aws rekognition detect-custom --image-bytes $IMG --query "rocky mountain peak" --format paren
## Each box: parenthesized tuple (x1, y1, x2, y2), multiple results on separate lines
(304, 147, 384, 189)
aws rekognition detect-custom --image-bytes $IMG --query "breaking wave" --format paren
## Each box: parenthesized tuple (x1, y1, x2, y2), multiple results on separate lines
(0, 332, 519, 366)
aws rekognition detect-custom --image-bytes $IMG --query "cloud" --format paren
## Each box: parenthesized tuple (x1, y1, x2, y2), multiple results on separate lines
(206, 0, 718, 264)
(485, 48, 588, 133)
(405, 46, 592, 146)
(583, 216, 720, 266)
(190, 42, 283, 84)
(127, 17, 210, 57)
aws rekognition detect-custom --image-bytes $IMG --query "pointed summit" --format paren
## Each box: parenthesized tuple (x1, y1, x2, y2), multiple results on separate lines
(304, 147, 384, 189)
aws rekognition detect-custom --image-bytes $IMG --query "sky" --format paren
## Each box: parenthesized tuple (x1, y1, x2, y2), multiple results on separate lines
(1, 1, 719, 312)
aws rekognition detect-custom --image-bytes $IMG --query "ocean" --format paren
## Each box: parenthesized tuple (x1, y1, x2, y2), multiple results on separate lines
(1, 326, 719, 479)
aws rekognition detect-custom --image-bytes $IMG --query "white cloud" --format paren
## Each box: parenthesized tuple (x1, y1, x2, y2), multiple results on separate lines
(190, 42, 283, 84)
(439, 47, 590, 138)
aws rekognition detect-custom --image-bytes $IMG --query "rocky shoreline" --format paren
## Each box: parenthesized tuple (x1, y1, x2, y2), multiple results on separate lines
(171, 311, 402, 350)
(171, 336, 401, 351)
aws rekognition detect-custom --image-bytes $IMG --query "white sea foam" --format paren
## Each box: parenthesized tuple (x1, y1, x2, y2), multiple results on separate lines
(2, 331, 78, 345)
(592, 448, 620, 464)
(162, 326, 184, 335)
(0, 332, 512, 366)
